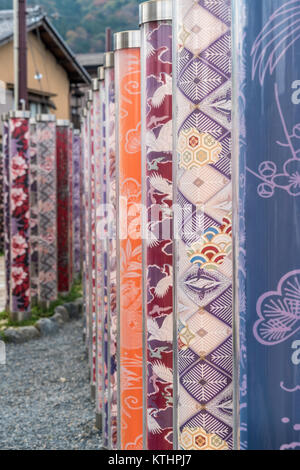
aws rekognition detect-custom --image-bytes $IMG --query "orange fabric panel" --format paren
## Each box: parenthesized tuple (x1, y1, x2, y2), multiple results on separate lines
(115, 47, 143, 450)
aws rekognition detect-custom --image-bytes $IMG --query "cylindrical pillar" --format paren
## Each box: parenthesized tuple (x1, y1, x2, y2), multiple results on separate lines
(140, 0, 173, 450)
(104, 51, 118, 449)
(99, 69, 110, 447)
(68, 124, 74, 286)
(87, 90, 96, 401)
(2, 114, 10, 312)
(95, 70, 104, 431)
(233, 0, 300, 450)
(0, 119, 4, 255)
(73, 129, 81, 278)
(29, 118, 39, 306)
(56, 120, 71, 294)
(115, 30, 143, 451)
(173, 0, 233, 450)
(82, 107, 91, 351)
(36, 114, 57, 306)
(9, 110, 31, 321)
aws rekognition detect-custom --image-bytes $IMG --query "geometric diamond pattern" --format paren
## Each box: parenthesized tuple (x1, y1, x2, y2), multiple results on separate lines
(181, 309, 231, 356)
(180, 361, 231, 404)
(176, 0, 233, 449)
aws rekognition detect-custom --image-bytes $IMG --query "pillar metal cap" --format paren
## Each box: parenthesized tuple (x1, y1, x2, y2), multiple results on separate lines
(98, 66, 105, 81)
(69, 123, 74, 129)
(139, 0, 172, 25)
(56, 119, 70, 127)
(83, 108, 87, 118)
(92, 78, 99, 91)
(74, 129, 80, 136)
(88, 90, 93, 102)
(36, 114, 56, 123)
(9, 110, 31, 119)
(114, 30, 140, 51)
(104, 51, 114, 68)
(1, 113, 9, 122)
(29, 118, 36, 125)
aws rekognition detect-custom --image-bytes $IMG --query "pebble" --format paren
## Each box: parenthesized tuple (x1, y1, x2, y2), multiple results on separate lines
(0, 319, 102, 450)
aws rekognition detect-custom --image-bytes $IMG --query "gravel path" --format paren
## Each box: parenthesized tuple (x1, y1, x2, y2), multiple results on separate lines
(0, 319, 102, 450)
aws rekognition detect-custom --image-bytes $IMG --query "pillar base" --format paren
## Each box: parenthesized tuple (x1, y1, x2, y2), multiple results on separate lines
(39, 300, 51, 311)
(95, 412, 102, 431)
(9, 311, 31, 322)
(91, 384, 96, 401)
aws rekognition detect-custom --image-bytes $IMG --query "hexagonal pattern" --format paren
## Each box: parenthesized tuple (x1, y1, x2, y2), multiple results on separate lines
(180, 427, 229, 450)
(178, 128, 222, 169)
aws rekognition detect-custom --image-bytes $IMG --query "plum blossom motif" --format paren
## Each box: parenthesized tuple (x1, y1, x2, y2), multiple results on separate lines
(254, 270, 300, 346)
(11, 266, 28, 288)
(249, 3, 300, 199)
(273, 159, 300, 196)
(11, 187, 26, 210)
(11, 234, 28, 258)
(11, 155, 27, 179)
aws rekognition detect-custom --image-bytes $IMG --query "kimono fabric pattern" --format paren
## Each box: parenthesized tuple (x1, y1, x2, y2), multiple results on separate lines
(73, 133, 81, 276)
(3, 120, 10, 310)
(29, 121, 39, 305)
(116, 44, 143, 451)
(235, 0, 300, 450)
(142, 19, 174, 450)
(9, 117, 31, 314)
(56, 125, 70, 293)
(100, 76, 110, 447)
(37, 121, 57, 304)
(94, 84, 103, 421)
(68, 127, 73, 285)
(174, 0, 233, 450)
(106, 65, 118, 449)
(90, 101, 97, 390)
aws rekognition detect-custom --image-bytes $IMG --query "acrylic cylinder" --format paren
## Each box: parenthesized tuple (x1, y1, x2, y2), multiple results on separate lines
(36, 116, 57, 306)
(56, 121, 71, 294)
(173, 0, 233, 450)
(73, 130, 81, 277)
(9, 111, 31, 320)
(2, 116, 10, 312)
(89, 94, 97, 397)
(94, 75, 104, 428)
(68, 125, 74, 286)
(83, 109, 91, 354)
(115, 31, 143, 450)
(29, 119, 39, 306)
(233, 0, 300, 451)
(99, 73, 109, 446)
(105, 54, 118, 450)
(140, 0, 174, 450)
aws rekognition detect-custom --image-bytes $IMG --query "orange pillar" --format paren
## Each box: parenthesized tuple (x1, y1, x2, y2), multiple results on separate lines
(114, 30, 143, 450)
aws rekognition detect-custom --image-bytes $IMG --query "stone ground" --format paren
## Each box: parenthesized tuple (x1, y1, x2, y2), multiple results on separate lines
(0, 256, 6, 312)
(0, 319, 102, 450)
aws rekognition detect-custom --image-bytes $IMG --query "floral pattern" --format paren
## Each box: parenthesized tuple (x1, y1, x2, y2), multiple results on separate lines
(73, 134, 81, 276)
(9, 118, 30, 313)
(3, 120, 10, 310)
(116, 46, 143, 450)
(56, 125, 70, 293)
(106, 66, 118, 449)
